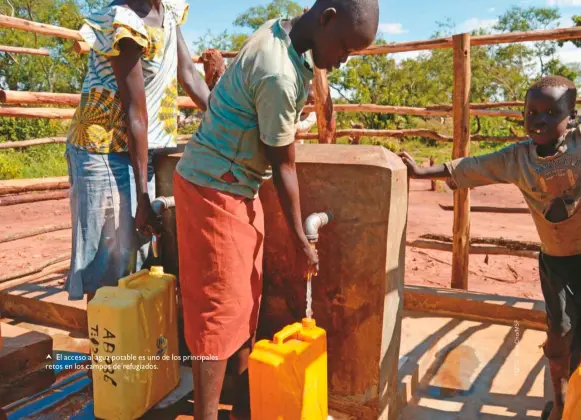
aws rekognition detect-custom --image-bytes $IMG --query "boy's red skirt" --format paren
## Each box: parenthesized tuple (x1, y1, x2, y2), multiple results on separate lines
(173, 171, 264, 360)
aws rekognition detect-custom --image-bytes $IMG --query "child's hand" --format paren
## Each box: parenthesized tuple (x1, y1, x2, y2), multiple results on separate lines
(397, 152, 424, 178)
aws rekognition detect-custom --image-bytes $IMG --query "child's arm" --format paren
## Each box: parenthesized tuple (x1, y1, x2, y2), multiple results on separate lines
(398, 152, 450, 180)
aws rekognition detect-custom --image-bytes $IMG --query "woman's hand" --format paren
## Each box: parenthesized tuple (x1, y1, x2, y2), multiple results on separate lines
(135, 194, 162, 236)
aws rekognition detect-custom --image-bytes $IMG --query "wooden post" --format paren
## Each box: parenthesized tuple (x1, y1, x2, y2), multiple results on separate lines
(311, 63, 336, 144)
(451, 33, 471, 290)
(429, 157, 436, 191)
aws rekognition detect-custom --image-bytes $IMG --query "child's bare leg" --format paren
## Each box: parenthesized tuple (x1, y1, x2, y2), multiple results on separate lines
(193, 359, 228, 420)
(229, 336, 255, 420)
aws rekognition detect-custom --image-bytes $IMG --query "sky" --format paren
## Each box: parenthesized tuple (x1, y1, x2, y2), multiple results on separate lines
(180, 0, 581, 64)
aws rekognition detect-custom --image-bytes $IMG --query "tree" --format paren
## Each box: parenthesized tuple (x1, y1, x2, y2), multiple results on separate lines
(558, 15, 581, 49)
(328, 6, 579, 142)
(233, 0, 303, 31)
(193, 0, 302, 54)
(493, 6, 561, 76)
(0, 0, 91, 92)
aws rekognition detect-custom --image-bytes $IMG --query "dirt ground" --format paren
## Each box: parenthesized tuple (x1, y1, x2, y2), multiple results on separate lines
(0, 178, 544, 301)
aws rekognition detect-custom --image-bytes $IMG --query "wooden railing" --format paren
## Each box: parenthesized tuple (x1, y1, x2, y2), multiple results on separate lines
(2, 13, 581, 289)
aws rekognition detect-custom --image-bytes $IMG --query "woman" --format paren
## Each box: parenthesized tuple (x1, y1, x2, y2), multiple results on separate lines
(65, 0, 209, 301)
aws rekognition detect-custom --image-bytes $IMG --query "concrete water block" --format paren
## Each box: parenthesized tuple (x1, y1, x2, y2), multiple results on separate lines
(153, 144, 408, 418)
(258, 145, 407, 419)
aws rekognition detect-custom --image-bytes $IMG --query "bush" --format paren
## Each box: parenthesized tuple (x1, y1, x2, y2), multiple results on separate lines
(0, 144, 67, 179)
(0, 151, 24, 180)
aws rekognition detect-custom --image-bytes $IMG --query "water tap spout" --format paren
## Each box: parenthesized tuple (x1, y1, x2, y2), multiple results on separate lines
(303, 212, 333, 243)
(150, 196, 175, 260)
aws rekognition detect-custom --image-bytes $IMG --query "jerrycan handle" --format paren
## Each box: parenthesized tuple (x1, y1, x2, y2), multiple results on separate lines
(118, 269, 148, 288)
(273, 323, 303, 345)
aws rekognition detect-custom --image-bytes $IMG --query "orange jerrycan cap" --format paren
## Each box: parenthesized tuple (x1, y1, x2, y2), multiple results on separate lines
(302, 318, 316, 329)
(150, 266, 164, 277)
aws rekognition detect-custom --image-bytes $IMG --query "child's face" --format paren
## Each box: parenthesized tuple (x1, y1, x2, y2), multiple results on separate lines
(311, 11, 376, 72)
(525, 86, 574, 146)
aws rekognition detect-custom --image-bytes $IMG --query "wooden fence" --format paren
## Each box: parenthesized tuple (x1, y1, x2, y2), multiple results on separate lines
(2, 13, 581, 289)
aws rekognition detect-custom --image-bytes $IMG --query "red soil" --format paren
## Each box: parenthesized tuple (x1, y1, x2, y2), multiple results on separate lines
(0, 179, 543, 301)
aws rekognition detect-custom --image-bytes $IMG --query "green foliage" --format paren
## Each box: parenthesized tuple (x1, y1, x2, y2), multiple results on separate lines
(233, 0, 303, 31)
(0, 0, 91, 92)
(193, 0, 302, 54)
(0, 118, 67, 142)
(178, 121, 201, 136)
(0, 151, 24, 179)
(0, 144, 67, 179)
(328, 6, 577, 149)
(559, 15, 581, 49)
(493, 6, 561, 76)
(1, 1, 581, 180)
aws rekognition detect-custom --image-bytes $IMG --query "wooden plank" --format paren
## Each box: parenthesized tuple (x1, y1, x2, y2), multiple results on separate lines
(0, 107, 75, 119)
(421, 233, 541, 251)
(0, 293, 87, 334)
(311, 62, 335, 144)
(0, 45, 49, 56)
(0, 90, 198, 109)
(0, 323, 52, 381)
(472, 25, 581, 47)
(0, 190, 69, 207)
(354, 26, 581, 56)
(451, 33, 471, 290)
(3, 13, 581, 59)
(296, 129, 453, 142)
(0, 363, 55, 407)
(0, 137, 66, 149)
(407, 239, 539, 259)
(0, 223, 70, 245)
(0, 254, 70, 283)
(0, 91, 78, 106)
(431, 99, 581, 109)
(403, 286, 547, 330)
(438, 204, 529, 214)
(296, 129, 525, 143)
(302, 103, 522, 119)
(0, 176, 69, 195)
(75, 39, 236, 64)
(0, 15, 82, 41)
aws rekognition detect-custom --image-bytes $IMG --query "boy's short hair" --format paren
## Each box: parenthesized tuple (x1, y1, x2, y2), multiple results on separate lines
(528, 75, 577, 110)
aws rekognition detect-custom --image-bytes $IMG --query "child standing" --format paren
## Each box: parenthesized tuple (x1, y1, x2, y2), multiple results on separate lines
(399, 75, 580, 420)
(174, 1, 379, 419)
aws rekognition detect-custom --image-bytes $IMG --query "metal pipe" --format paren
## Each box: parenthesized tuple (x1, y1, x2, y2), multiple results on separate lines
(151, 196, 175, 216)
(150, 196, 175, 260)
(303, 212, 333, 243)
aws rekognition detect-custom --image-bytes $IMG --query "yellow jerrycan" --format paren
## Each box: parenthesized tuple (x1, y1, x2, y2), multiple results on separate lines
(248, 317, 328, 420)
(564, 365, 581, 419)
(87, 266, 180, 420)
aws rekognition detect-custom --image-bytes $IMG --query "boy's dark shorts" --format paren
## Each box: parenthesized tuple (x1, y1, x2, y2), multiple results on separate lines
(539, 252, 581, 357)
